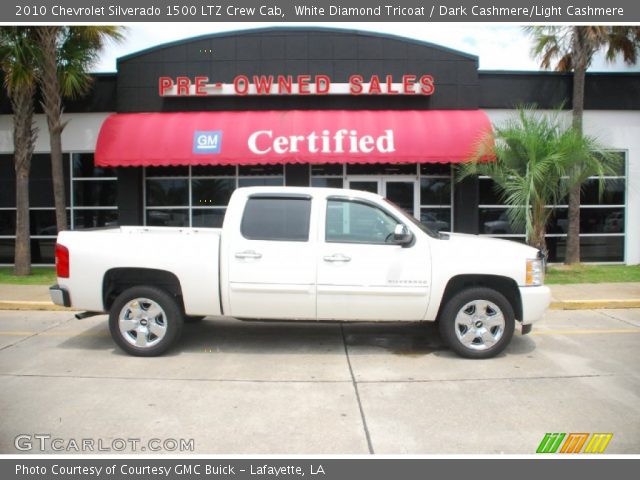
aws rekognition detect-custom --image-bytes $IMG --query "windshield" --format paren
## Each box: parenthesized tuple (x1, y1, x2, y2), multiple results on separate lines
(383, 198, 439, 239)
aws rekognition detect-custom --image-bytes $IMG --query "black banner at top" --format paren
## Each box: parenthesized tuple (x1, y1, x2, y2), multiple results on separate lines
(4, 0, 640, 22)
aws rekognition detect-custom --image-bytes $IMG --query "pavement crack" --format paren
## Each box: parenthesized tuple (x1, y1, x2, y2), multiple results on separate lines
(595, 309, 640, 328)
(0, 373, 351, 384)
(0, 315, 76, 352)
(356, 373, 617, 384)
(340, 324, 374, 455)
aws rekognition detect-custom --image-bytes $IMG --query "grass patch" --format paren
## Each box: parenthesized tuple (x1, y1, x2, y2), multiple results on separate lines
(0, 267, 57, 285)
(1, 265, 639, 286)
(546, 264, 640, 284)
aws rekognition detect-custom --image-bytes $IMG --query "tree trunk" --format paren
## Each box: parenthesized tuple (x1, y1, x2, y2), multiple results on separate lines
(565, 31, 586, 265)
(14, 168, 31, 275)
(11, 87, 36, 276)
(530, 202, 548, 262)
(36, 26, 68, 233)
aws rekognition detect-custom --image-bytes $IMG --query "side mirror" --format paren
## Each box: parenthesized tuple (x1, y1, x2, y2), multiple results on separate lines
(393, 224, 413, 246)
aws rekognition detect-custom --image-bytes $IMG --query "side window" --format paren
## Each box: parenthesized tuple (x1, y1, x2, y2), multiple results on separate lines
(326, 199, 398, 244)
(241, 197, 311, 241)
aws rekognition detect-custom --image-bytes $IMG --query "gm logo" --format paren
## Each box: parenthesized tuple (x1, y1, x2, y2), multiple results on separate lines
(536, 432, 613, 454)
(193, 130, 222, 154)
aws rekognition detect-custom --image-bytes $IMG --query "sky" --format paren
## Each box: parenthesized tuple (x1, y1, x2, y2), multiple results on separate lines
(93, 23, 640, 73)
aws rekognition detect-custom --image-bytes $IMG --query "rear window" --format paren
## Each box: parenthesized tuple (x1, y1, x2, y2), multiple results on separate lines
(241, 197, 311, 242)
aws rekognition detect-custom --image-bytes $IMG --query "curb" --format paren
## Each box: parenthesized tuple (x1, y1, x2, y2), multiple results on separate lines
(0, 301, 78, 312)
(1, 300, 639, 312)
(550, 300, 640, 310)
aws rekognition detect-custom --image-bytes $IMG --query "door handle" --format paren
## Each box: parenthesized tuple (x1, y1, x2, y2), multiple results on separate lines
(235, 250, 262, 259)
(323, 254, 351, 263)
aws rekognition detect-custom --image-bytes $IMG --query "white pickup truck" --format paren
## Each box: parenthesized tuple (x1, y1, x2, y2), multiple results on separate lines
(50, 186, 550, 359)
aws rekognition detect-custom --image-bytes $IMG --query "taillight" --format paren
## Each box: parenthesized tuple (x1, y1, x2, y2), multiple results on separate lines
(55, 244, 69, 278)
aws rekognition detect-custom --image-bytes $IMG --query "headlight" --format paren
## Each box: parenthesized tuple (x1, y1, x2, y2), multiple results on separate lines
(526, 258, 544, 286)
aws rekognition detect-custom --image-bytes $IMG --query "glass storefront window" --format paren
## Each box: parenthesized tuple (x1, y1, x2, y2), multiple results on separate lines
(192, 179, 235, 206)
(479, 208, 525, 235)
(420, 164, 451, 176)
(192, 209, 226, 228)
(477, 151, 626, 262)
(73, 181, 117, 207)
(30, 154, 70, 208)
(73, 210, 119, 229)
(238, 177, 283, 187)
(0, 210, 16, 236)
(347, 164, 416, 175)
(146, 179, 189, 206)
(581, 178, 625, 205)
(73, 153, 115, 178)
(420, 208, 451, 233)
(311, 177, 343, 188)
(192, 165, 236, 177)
(312, 164, 343, 176)
(1, 153, 114, 264)
(144, 165, 284, 228)
(419, 164, 452, 232)
(0, 155, 15, 208)
(311, 164, 344, 189)
(146, 209, 189, 227)
(420, 178, 451, 206)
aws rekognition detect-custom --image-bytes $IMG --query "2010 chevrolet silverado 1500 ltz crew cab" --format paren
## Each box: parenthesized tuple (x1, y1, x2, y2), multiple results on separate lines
(50, 187, 551, 359)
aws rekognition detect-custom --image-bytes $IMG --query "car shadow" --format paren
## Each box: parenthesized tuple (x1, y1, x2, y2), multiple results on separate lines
(57, 316, 537, 358)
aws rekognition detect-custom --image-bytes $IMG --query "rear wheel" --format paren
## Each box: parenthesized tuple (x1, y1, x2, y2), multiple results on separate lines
(109, 286, 184, 357)
(438, 287, 514, 359)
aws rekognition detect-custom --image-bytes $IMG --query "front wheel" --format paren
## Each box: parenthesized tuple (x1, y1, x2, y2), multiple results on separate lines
(109, 286, 184, 357)
(438, 287, 515, 359)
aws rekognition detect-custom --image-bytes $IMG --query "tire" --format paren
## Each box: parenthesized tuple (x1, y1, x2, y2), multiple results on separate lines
(438, 287, 515, 359)
(184, 315, 205, 323)
(109, 286, 184, 357)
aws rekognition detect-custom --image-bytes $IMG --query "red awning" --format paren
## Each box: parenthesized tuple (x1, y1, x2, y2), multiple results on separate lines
(95, 110, 492, 167)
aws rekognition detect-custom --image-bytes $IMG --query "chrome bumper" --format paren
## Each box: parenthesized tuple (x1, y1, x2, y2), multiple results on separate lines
(49, 285, 71, 307)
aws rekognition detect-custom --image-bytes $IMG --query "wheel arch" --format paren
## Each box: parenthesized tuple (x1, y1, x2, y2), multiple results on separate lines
(437, 274, 523, 322)
(103, 268, 183, 311)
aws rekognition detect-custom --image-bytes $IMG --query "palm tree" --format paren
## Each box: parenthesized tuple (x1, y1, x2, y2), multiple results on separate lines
(0, 27, 39, 275)
(35, 26, 124, 232)
(526, 26, 640, 263)
(458, 107, 619, 260)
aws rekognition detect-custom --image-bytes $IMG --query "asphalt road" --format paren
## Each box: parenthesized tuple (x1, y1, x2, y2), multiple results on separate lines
(0, 308, 639, 454)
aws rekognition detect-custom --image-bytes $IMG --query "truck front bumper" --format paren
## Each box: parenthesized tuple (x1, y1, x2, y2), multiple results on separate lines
(519, 285, 551, 325)
(49, 285, 71, 307)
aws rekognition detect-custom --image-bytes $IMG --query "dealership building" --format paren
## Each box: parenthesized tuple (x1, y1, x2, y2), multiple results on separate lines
(1, 27, 638, 265)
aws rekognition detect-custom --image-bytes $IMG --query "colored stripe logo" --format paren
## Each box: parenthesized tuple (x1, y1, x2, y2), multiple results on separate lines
(537, 433, 613, 453)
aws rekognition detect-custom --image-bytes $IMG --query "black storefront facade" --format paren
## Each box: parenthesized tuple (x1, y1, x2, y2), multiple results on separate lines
(0, 27, 638, 265)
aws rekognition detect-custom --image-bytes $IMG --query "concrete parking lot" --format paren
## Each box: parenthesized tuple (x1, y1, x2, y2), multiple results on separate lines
(0, 308, 639, 454)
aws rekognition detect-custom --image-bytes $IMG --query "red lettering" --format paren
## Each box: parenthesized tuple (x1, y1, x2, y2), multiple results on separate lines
(316, 75, 330, 95)
(349, 75, 363, 95)
(385, 75, 399, 95)
(368, 75, 381, 95)
(278, 75, 293, 94)
(158, 77, 174, 96)
(419, 75, 435, 95)
(402, 75, 417, 95)
(176, 76, 191, 96)
(195, 76, 208, 96)
(253, 75, 274, 94)
(297, 75, 311, 95)
(234, 75, 249, 96)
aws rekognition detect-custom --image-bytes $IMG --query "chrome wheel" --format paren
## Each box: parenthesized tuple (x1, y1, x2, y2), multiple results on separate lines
(454, 300, 505, 351)
(118, 297, 167, 348)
